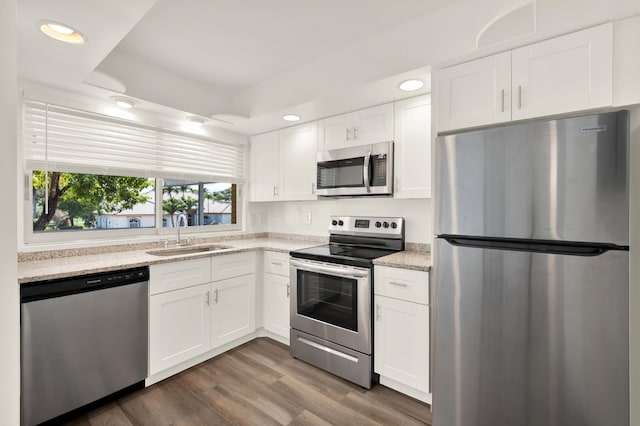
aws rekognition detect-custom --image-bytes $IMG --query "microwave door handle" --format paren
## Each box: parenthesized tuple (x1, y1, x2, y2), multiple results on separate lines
(363, 150, 371, 193)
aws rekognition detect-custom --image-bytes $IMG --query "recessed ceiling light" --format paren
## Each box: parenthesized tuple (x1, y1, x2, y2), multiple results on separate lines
(187, 116, 206, 126)
(398, 79, 424, 92)
(38, 21, 87, 45)
(110, 96, 135, 109)
(283, 114, 301, 122)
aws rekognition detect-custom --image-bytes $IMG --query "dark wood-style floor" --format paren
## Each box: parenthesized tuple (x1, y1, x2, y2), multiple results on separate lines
(63, 338, 432, 425)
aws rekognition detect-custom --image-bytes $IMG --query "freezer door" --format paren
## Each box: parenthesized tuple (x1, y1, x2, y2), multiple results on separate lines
(435, 111, 629, 245)
(432, 238, 629, 426)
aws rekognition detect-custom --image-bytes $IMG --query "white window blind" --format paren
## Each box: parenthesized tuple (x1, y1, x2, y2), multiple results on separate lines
(23, 100, 245, 182)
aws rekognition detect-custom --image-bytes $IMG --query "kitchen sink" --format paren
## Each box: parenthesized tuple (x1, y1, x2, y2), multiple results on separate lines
(146, 244, 234, 256)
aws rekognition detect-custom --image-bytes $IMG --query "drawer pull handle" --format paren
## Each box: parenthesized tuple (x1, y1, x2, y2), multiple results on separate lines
(271, 262, 283, 266)
(286, 284, 290, 298)
(389, 281, 408, 287)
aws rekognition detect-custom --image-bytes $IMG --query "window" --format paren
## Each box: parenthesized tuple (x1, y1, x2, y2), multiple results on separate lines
(161, 180, 237, 228)
(32, 171, 155, 232)
(22, 100, 246, 242)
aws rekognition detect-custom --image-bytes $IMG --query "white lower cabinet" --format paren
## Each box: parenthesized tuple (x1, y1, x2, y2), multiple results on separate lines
(374, 295, 429, 394)
(149, 283, 211, 375)
(374, 266, 430, 403)
(149, 252, 257, 380)
(262, 251, 290, 340)
(211, 274, 256, 348)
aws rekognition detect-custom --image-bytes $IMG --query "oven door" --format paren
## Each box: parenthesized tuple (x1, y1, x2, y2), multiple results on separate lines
(290, 258, 372, 354)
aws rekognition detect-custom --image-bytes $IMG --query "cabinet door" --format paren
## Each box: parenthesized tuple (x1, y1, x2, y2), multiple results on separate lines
(149, 283, 211, 375)
(279, 122, 318, 201)
(512, 23, 612, 120)
(249, 131, 279, 201)
(394, 95, 432, 199)
(263, 272, 290, 339)
(437, 51, 511, 132)
(211, 274, 256, 348)
(374, 295, 429, 394)
(352, 103, 394, 146)
(317, 113, 350, 151)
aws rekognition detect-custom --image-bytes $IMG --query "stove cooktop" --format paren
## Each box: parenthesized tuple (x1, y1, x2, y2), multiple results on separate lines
(290, 243, 398, 268)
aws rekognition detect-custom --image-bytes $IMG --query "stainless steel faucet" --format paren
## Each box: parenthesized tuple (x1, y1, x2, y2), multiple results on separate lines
(176, 212, 188, 246)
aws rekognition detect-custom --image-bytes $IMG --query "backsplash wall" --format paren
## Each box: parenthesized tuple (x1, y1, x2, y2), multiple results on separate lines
(250, 198, 432, 244)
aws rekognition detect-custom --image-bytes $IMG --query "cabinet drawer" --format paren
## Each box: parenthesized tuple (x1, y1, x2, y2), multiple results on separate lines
(211, 251, 256, 282)
(263, 251, 290, 276)
(150, 258, 211, 295)
(374, 266, 429, 305)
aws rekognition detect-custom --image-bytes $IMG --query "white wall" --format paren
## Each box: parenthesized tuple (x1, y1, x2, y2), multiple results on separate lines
(258, 198, 432, 244)
(1, 0, 20, 424)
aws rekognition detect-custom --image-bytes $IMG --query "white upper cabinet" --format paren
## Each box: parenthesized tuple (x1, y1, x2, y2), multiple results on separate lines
(511, 23, 613, 120)
(249, 131, 279, 202)
(278, 122, 318, 201)
(437, 23, 613, 132)
(394, 95, 432, 199)
(437, 51, 511, 132)
(318, 103, 394, 151)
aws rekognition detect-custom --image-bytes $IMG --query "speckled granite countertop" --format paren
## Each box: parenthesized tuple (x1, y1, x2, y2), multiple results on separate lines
(374, 251, 431, 272)
(18, 237, 325, 284)
(19, 234, 431, 283)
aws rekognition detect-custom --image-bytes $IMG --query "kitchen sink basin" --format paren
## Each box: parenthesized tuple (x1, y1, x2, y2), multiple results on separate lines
(146, 244, 233, 256)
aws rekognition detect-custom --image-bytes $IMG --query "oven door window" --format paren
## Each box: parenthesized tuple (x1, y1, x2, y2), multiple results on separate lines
(317, 158, 365, 189)
(296, 270, 358, 332)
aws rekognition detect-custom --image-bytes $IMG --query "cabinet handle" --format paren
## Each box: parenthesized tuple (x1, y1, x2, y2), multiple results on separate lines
(346, 128, 351, 141)
(389, 281, 408, 287)
(273, 185, 278, 197)
(353, 127, 359, 140)
(517, 85, 522, 109)
(214, 289, 219, 303)
(395, 176, 399, 191)
(286, 284, 290, 298)
(500, 89, 505, 112)
(271, 261, 283, 266)
(205, 291, 210, 306)
(311, 182, 316, 195)
(376, 304, 381, 321)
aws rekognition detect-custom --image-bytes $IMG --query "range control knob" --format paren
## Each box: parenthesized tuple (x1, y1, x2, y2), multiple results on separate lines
(338, 220, 344, 226)
(391, 222, 398, 229)
(375, 221, 382, 228)
(383, 222, 390, 228)
(331, 220, 338, 226)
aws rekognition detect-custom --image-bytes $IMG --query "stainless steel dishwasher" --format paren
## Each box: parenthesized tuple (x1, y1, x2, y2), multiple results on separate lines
(20, 267, 149, 426)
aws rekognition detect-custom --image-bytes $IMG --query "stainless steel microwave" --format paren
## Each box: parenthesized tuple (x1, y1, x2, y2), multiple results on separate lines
(316, 141, 393, 197)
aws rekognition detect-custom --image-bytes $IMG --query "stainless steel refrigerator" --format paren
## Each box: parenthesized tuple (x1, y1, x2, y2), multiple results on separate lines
(433, 111, 630, 426)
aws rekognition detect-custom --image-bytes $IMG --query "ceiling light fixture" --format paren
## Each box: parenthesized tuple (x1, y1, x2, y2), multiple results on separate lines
(38, 21, 87, 45)
(110, 96, 135, 109)
(398, 79, 424, 92)
(282, 114, 301, 122)
(187, 116, 206, 126)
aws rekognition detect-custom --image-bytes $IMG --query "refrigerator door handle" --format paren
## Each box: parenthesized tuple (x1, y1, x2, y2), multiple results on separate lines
(439, 235, 628, 256)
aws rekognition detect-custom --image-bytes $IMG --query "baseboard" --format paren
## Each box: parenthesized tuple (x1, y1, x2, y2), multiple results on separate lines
(379, 376, 432, 405)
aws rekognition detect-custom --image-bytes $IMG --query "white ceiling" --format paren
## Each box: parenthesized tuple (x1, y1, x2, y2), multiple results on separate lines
(16, 0, 640, 137)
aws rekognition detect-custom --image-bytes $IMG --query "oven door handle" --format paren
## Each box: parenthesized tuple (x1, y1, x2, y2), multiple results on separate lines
(290, 259, 370, 279)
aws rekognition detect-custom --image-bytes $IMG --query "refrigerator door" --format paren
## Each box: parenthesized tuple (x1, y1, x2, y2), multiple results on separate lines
(435, 111, 629, 245)
(432, 238, 629, 426)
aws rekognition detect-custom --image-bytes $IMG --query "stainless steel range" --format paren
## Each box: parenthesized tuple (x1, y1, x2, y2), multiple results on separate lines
(289, 215, 404, 388)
